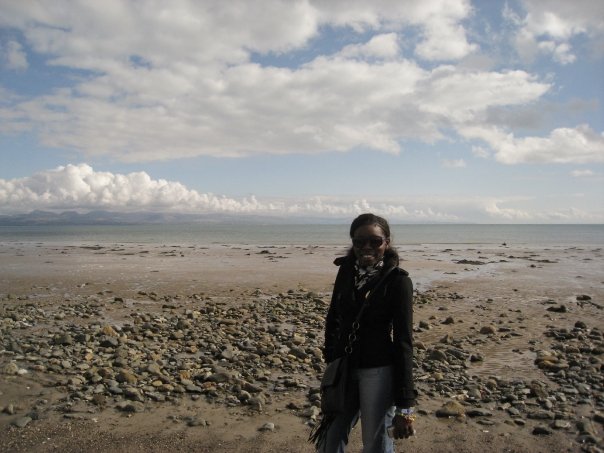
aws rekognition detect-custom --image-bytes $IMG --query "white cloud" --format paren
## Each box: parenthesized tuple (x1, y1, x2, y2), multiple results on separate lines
(508, 0, 604, 64)
(460, 124, 604, 164)
(0, 164, 455, 220)
(0, 0, 601, 168)
(442, 159, 466, 168)
(472, 146, 490, 158)
(0, 0, 489, 161)
(1, 164, 602, 223)
(339, 33, 400, 59)
(2, 40, 28, 70)
(0, 164, 271, 213)
(571, 169, 596, 177)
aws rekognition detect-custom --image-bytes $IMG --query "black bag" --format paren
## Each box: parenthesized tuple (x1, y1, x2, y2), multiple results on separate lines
(320, 356, 352, 414)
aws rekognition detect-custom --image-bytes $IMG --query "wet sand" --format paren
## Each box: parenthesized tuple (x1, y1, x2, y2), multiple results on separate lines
(1, 241, 602, 452)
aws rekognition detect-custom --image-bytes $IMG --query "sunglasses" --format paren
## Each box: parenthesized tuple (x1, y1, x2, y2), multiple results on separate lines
(352, 236, 386, 248)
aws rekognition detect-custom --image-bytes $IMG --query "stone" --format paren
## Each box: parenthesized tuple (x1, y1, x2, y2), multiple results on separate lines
(527, 410, 555, 420)
(259, 422, 275, 432)
(466, 408, 492, 417)
(436, 400, 466, 417)
(479, 326, 497, 335)
(116, 369, 138, 384)
(101, 325, 118, 336)
(12, 416, 32, 428)
(206, 371, 232, 383)
(116, 401, 145, 413)
(3, 404, 15, 415)
(551, 420, 571, 430)
(428, 349, 448, 362)
(186, 416, 208, 427)
(53, 333, 73, 345)
(2, 362, 19, 375)
(532, 426, 551, 435)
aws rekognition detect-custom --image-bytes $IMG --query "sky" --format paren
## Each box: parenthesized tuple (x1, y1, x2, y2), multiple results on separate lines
(0, 0, 603, 223)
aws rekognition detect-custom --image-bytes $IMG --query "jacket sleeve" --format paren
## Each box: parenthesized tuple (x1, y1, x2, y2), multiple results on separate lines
(391, 272, 416, 407)
(323, 262, 347, 363)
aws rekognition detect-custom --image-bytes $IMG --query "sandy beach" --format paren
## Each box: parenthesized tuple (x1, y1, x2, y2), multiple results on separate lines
(1, 241, 602, 452)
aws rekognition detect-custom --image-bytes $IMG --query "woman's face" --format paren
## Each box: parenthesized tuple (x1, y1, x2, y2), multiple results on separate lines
(351, 224, 389, 267)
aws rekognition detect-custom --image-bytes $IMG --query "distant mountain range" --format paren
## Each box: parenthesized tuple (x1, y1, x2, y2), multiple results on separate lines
(0, 210, 346, 225)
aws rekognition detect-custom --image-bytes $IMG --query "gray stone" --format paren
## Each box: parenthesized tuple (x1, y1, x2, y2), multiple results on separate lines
(466, 408, 493, 417)
(259, 422, 275, 432)
(532, 425, 551, 435)
(116, 401, 145, 413)
(12, 416, 32, 428)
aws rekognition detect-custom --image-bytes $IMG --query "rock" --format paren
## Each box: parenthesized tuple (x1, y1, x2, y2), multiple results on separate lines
(259, 422, 275, 432)
(436, 400, 466, 417)
(576, 420, 598, 436)
(101, 325, 119, 336)
(576, 295, 592, 301)
(123, 387, 144, 402)
(529, 381, 549, 399)
(99, 336, 119, 348)
(532, 425, 551, 435)
(206, 371, 232, 383)
(53, 333, 73, 345)
(428, 349, 448, 362)
(546, 305, 567, 313)
(470, 353, 484, 362)
(479, 326, 497, 335)
(116, 369, 138, 384)
(248, 396, 265, 411)
(466, 388, 482, 399)
(303, 406, 321, 419)
(2, 362, 19, 375)
(116, 401, 145, 413)
(186, 416, 208, 427)
(147, 363, 163, 376)
(12, 416, 32, 428)
(3, 404, 16, 415)
(466, 408, 492, 417)
(527, 410, 555, 420)
(551, 420, 571, 430)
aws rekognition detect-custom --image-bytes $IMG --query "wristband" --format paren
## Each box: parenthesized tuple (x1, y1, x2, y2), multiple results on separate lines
(395, 407, 414, 416)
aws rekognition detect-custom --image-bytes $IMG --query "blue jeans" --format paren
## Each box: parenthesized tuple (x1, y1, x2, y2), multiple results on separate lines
(318, 365, 395, 453)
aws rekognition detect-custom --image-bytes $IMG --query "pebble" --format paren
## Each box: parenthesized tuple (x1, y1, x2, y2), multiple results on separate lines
(12, 416, 32, 428)
(2, 287, 602, 452)
(532, 425, 552, 435)
(259, 422, 276, 432)
(435, 400, 466, 417)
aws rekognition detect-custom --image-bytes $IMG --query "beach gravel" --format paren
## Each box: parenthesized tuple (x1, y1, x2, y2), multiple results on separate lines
(1, 242, 602, 452)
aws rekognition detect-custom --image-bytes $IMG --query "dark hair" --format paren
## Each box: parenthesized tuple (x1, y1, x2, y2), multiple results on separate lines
(349, 213, 391, 239)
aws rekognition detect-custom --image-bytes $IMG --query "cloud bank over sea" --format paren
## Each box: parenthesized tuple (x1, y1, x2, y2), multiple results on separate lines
(1, 164, 600, 223)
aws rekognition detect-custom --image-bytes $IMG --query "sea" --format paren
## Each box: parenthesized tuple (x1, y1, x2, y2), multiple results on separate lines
(0, 224, 603, 248)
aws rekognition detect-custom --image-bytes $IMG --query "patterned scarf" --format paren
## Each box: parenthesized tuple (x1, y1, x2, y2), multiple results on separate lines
(354, 259, 384, 290)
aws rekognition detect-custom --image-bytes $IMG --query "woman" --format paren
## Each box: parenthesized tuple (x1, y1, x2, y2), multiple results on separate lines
(317, 213, 415, 453)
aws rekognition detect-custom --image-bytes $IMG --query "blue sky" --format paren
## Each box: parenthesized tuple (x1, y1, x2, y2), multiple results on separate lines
(0, 0, 603, 223)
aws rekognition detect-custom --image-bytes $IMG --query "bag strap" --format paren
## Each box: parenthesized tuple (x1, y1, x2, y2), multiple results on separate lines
(345, 265, 396, 354)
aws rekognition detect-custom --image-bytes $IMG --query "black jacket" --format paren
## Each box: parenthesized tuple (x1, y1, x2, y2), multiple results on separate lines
(323, 248, 416, 407)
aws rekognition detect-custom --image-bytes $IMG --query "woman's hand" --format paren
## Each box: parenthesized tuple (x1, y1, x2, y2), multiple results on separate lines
(391, 414, 415, 439)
